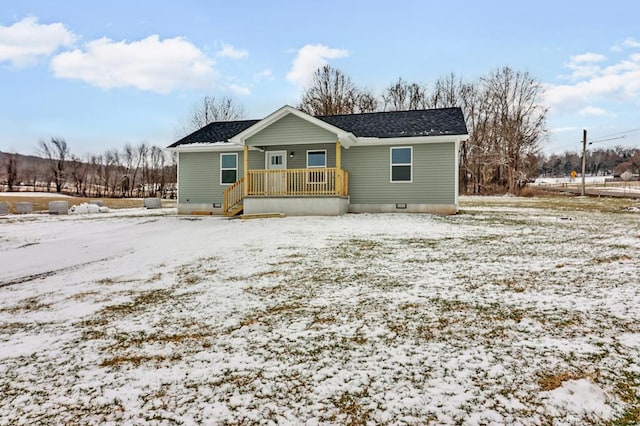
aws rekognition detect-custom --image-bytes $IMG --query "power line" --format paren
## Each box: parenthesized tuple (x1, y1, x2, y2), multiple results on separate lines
(589, 135, 626, 144)
(590, 127, 640, 141)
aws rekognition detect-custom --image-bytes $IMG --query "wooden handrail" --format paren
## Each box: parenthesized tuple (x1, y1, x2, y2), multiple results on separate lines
(223, 177, 244, 213)
(246, 168, 348, 196)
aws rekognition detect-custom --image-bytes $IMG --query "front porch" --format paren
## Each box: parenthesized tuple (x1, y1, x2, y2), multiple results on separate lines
(223, 167, 349, 216)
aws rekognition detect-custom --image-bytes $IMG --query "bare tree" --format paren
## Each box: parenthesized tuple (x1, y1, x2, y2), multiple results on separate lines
(382, 78, 428, 111)
(298, 65, 365, 115)
(357, 88, 379, 113)
(69, 154, 89, 195)
(39, 138, 69, 193)
(429, 73, 466, 108)
(182, 96, 246, 134)
(481, 67, 548, 193)
(132, 142, 148, 196)
(4, 153, 18, 191)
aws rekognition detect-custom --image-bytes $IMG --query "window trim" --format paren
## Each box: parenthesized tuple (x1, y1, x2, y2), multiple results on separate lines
(390, 146, 413, 183)
(306, 149, 327, 184)
(306, 149, 327, 168)
(220, 152, 238, 185)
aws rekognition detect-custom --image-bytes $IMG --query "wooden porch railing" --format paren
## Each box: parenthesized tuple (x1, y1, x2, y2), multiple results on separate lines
(223, 177, 244, 213)
(246, 168, 349, 196)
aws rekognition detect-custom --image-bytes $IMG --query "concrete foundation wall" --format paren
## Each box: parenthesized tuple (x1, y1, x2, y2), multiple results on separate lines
(244, 196, 348, 216)
(177, 203, 222, 215)
(348, 203, 457, 215)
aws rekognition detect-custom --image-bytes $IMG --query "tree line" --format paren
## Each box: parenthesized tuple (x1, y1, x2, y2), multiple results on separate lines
(0, 139, 176, 198)
(295, 65, 548, 194)
(538, 146, 640, 178)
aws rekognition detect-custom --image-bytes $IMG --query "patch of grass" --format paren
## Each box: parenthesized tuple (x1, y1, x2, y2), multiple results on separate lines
(396, 237, 440, 248)
(594, 254, 633, 264)
(100, 354, 182, 367)
(333, 391, 372, 425)
(0, 296, 52, 313)
(96, 277, 138, 285)
(102, 289, 173, 316)
(175, 257, 219, 285)
(608, 405, 640, 426)
(495, 278, 526, 293)
(105, 330, 215, 352)
(252, 270, 281, 278)
(335, 238, 385, 258)
(67, 291, 99, 301)
(0, 195, 169, 213)
(145, 272, 162, 283)
(308, 314, 336, 328)
(537, 371, 588, 391)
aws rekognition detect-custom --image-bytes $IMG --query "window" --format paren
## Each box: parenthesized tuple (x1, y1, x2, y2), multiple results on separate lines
(220, 153, 238, 185)
(306, 150, 326, 168)
(307, 150, 327, 184)
(390, 147, 412, 182)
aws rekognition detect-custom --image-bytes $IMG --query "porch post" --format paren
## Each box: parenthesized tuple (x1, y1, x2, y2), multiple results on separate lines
(243, 144, 249, 196)
(335, 140, 343, 195)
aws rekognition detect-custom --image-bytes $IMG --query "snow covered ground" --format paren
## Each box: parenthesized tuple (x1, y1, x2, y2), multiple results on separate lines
(1, 200, 639, 424)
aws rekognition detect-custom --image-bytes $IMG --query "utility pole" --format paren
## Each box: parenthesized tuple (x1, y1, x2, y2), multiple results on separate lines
(581, 129, 587, 196)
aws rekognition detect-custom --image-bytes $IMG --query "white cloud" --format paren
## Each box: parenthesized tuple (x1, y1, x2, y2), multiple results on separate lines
(544, 51, 640, 114)
(0, 16, 76, 67)
(50, 35, 216, 93)
(570, 52, 606, 63)
(254, 68, 273, 82)
(561, 52, 607, 81)
(286, 44, 348, 87)
(550, 126, 578, 134)
(611, 37, 640, 52)
(226, 83, 250, 96)
(216, 43, 248, 59)
(578, 106, 608, 116)
(623, 37, 640, 49)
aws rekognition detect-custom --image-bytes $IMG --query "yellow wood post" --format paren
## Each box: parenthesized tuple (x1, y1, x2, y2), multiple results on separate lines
(335, 140, 342, 195)
(243, 144, 249, 196)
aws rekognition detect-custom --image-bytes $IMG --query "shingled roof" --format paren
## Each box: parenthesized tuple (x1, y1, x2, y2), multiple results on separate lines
(167, 119, 259, 148)
(318, 108, 467, 138)
(167, 107, 467, 148)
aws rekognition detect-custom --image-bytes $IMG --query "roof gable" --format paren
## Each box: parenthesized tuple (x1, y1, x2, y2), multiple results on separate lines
(245, 113, 338, 147)
(229, 105, 354, 145)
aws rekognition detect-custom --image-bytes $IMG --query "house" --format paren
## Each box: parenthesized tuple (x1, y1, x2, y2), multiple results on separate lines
(166, 105, 468, 216)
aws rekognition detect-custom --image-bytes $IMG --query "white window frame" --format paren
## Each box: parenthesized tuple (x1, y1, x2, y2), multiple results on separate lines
(390, 146, 413, 183)
(220, 153, 238, 185)
(306, 149, 327, 168)
(306, 149, 327, 184)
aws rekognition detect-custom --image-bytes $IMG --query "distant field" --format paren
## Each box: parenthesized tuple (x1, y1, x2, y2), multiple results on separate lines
(0, 193, 175, 213)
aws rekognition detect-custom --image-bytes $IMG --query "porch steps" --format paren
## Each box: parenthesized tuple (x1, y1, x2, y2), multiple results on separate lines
(224, 204, 244, 217)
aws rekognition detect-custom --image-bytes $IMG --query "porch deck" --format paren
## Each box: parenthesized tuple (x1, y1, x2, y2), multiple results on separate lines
(223, 168, 348, 215)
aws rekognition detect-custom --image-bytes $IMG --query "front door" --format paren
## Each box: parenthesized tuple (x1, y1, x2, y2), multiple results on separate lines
(266, 151, 287, 194)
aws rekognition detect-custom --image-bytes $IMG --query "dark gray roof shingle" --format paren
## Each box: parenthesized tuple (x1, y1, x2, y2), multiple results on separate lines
(318, 107, 467, 138)
(167, 119, 259, 148)
(168, 107, 467, 148)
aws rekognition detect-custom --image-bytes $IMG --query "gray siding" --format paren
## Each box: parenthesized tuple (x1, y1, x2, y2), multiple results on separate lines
(251, 144, 337, 169)
(342, 143, 456, 204)
(178, 151, 244, 204)
(247, 114, 337, 147)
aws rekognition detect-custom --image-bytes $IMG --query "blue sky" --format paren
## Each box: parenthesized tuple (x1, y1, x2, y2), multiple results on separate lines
(1, 1, 639, 157)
